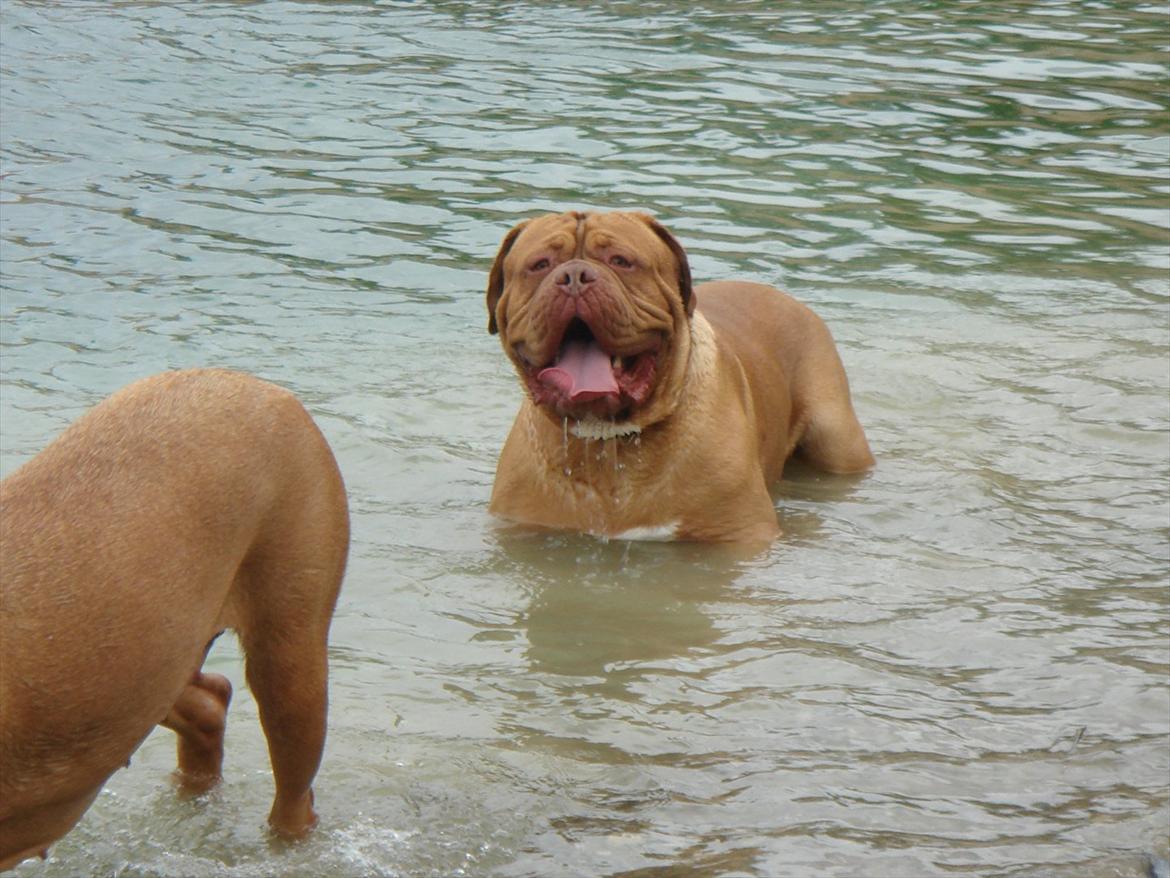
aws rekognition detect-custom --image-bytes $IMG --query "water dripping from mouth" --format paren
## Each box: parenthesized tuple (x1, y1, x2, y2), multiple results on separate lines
(561, 416, 571, 476)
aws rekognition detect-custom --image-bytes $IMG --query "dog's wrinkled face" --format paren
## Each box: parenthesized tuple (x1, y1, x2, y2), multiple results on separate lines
(487, 211, 694, 426)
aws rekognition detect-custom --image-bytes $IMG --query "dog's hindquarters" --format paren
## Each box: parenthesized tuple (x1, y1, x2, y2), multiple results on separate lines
(697, 281, 873, 476)
(0, 370, 350, 865)
(782, 314, 874, 475)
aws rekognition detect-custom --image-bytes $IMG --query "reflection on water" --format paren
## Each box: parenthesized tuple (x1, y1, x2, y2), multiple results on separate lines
(499, 534, 733, 678)
(1, 1, 1167, 876)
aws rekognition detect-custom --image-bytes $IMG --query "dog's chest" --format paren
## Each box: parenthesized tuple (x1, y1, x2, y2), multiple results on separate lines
(547, 439, 684, 539)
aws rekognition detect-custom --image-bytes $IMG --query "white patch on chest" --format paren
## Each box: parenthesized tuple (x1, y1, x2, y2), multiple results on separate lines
(609, 521, 681, 542)
(570, 416, 642, 441)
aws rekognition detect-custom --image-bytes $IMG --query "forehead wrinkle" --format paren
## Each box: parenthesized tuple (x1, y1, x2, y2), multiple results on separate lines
(511, 231, 571, 266)
(587, 231, 615, 250)
(542, 233, 572, 254)
(594, 214, 661, 251)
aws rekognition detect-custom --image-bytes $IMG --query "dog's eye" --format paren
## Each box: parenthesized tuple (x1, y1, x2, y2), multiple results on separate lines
(609, 254, 634, 269)
(529, 258, 551, 273)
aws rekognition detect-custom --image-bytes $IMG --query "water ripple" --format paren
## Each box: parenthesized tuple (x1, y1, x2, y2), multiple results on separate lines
(2, 1, 1167, 876)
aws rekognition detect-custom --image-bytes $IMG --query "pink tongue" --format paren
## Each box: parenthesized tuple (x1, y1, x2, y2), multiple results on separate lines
(538, 339, 619, 401)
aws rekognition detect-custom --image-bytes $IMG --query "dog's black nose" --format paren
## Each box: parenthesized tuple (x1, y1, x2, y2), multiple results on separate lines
(554, 260, 599, 297)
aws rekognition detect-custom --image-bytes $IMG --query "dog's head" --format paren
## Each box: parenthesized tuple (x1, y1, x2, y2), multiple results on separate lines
(486, 210, 695, 431)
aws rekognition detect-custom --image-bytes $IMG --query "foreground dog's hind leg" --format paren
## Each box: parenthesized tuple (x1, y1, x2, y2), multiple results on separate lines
(244, 628, 329, 838)
(160, 671, 233, 794)
(235, 421, 349, 839)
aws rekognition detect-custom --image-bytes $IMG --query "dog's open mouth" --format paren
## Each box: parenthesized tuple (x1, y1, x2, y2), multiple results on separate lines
(525, 319, 658, 418)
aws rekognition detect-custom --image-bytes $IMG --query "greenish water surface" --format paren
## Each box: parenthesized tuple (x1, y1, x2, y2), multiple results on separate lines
(1, 2, 1167, 876)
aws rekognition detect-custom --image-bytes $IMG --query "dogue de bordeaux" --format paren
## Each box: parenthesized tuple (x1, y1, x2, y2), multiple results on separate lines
(486, 210, 873, 542)
(0, 370, 349, 869)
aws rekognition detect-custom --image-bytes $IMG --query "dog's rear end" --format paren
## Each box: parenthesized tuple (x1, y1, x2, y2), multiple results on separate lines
(0, 369, 349, 869)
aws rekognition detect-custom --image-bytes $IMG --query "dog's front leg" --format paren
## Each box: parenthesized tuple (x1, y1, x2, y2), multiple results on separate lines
(160, 671, 233, 794)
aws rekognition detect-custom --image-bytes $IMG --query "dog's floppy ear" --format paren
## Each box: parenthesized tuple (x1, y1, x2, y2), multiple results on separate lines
(486, 220, 531, 335)
(637, 214, 695, 318)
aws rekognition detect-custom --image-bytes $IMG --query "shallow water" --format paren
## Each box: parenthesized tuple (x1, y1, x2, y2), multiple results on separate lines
(1, 2, 1167, 876)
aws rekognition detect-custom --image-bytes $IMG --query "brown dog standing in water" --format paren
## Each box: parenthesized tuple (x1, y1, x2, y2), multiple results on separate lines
(0, 370, 349, 869)
(487, 210, 874, 542)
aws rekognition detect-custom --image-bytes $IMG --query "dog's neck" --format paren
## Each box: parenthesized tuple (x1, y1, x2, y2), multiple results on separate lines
(683, 311, 718, 388)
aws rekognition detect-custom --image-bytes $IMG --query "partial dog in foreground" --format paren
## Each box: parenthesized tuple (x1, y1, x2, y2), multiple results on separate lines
(487, 210, 874, 542)
(0, 370, 349, 869)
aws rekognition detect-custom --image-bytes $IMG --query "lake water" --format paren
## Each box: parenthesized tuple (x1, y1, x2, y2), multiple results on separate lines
(1, 2, 1167, 876)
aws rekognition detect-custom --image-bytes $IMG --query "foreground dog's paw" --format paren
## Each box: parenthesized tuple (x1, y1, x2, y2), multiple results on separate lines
(268, 789, 318, 840)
